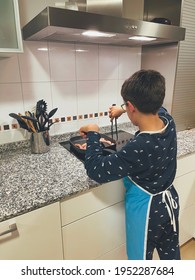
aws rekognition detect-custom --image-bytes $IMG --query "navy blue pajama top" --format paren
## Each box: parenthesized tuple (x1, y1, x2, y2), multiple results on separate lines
(84, 107, 177, 194)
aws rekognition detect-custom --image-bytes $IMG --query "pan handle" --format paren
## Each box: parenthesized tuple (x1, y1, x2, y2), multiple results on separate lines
(103, 148, 116, 156)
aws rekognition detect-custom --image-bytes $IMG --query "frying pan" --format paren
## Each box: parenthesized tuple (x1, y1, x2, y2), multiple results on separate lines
(69, 133, 116, 161)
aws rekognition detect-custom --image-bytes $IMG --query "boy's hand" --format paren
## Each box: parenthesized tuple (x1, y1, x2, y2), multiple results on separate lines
(79, 124, 100, 138)
(108, 105, 125, 122)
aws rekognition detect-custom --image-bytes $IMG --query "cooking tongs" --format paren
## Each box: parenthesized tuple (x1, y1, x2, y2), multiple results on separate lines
(111, 104, 118, 140)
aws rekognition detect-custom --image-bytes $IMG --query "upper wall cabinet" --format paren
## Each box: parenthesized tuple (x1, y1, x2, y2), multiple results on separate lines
(0, 0, 23, 54)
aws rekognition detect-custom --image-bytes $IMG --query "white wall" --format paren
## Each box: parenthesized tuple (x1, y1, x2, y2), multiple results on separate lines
(0, 41, 141, 144)
(141, 44, 178, 113)
(19, 0, 67, 27)
(0, 1, 180, 145)
(18, 0, 145, 27)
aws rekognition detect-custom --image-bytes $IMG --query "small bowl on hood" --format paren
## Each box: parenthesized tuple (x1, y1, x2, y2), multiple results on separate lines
(150, 18, 172, 25)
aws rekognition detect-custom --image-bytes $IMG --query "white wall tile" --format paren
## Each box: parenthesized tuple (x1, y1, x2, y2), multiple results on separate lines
(116, 79, 124, 104)
(99, 45, 119, 80)
(0, 42, 142, 144)
(141, 44, 178, 113)
(77, 118, 99, 129)
(115, 79, 131, 124)
(49, 42, 76, 82)
(0, 55, 20, 83)
(18, 41, 50, 82)
(52, 122, 78, 136)
(77, 81, 98, 115)
(0, 129, 30, 144)
(98, 80, 118, 112)
(76, 44, 98, 81)
(0, 83, 24, 125)
(119, 47, 141, 80)
(98, 116, 111, 127)
(22, 82, 52, 112)
(51, 81, 77, 117)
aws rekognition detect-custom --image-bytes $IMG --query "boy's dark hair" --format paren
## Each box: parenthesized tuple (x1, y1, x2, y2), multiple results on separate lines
(121, 69, 165, 114)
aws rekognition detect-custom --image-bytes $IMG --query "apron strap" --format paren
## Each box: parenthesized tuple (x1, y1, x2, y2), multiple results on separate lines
(127, 177, 178, 232)
(162, 190, 178, 232)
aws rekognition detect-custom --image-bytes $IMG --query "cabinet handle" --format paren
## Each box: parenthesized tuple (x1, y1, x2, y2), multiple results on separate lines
(0, 223, 18, 236)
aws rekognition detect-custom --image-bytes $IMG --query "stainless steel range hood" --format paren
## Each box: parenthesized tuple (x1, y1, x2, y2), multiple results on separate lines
(22, 6, 185, 47)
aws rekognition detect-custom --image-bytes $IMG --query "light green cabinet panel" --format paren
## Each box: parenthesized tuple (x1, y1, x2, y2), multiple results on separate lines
(0, 0, 23, 54)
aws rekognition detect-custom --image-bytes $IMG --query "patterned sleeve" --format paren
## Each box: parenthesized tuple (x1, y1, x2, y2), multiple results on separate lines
(84, 131, 148, 184)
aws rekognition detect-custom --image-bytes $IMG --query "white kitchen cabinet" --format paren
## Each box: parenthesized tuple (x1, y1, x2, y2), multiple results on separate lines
(0, 0, 23, 54)
(61, 181, 125, 226)
(179, 205, 195, 245)
(61, 153, 195, 260)
(60, 181, 127, 260)
(62, 202, 126, 260)
(0, 202, 63, 260)
(0, 152, 194, 260)
(174, 153, 195, 245)
(153, 153, 195, 260)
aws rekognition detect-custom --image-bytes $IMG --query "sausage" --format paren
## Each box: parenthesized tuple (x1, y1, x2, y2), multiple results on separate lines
(74, 143, 87, 150)
(74, 137, 114, 150)
(100, 138, 113, 145)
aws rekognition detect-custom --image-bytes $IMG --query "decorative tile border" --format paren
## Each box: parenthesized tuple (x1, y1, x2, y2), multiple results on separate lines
(0, 111, 108, 132)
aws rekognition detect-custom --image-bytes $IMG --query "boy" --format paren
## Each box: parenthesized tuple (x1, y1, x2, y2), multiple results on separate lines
(79, 70, 180, 260)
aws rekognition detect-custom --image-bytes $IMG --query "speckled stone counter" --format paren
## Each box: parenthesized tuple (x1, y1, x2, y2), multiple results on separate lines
(0, 124, 195, 223)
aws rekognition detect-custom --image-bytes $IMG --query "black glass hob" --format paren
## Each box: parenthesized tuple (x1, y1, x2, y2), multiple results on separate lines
(59, 130, 134, 163)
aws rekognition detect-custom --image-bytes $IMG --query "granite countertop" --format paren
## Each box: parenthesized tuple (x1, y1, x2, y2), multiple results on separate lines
(0, 123, 195, 223)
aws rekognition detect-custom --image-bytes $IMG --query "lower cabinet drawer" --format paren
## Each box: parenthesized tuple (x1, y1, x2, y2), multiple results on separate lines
(96, 243, 127, 260)
(61, 180, 125, 226)
(62, 201, 126, 260)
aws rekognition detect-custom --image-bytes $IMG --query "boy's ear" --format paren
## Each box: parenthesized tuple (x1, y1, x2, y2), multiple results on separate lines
(126, 101, 135, 112)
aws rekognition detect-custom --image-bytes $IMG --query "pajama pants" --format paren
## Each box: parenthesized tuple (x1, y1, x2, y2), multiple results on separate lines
(123, 177, 180, 260)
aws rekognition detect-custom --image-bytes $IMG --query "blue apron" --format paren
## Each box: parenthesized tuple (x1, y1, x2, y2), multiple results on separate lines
(123, 176, 178, 260)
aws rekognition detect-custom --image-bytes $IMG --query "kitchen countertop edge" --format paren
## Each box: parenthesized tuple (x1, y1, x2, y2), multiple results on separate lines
(0, 124, 195, 223)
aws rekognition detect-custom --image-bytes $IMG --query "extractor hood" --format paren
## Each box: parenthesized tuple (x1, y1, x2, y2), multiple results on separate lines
(22, 6, 185, 47)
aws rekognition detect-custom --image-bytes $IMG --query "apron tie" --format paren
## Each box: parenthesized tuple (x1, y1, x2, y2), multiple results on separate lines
(162, 189, 178, 232)
(127, 176, 178, 232)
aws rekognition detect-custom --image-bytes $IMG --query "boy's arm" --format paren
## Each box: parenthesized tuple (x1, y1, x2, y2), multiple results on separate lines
(108, 105, 126, 121)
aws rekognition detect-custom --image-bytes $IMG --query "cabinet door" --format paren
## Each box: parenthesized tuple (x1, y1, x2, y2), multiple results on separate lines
(0, 0, 23, 53)
(176, 153, 195, 177)
(174, 171, 195, 211)
(62, 202, 126, 260)
(174, 159, 195, 245)
(61, 180, 125, 226)
(0, 202, 63, 260)
(179, 205, 195, 245)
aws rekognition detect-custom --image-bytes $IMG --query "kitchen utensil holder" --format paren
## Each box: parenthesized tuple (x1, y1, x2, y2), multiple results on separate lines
(30, 131, 50, 154)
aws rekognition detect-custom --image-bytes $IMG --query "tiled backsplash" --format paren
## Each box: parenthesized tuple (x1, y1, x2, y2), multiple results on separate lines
(0, 41, 141, 144)
(0, 41, 178, 145)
